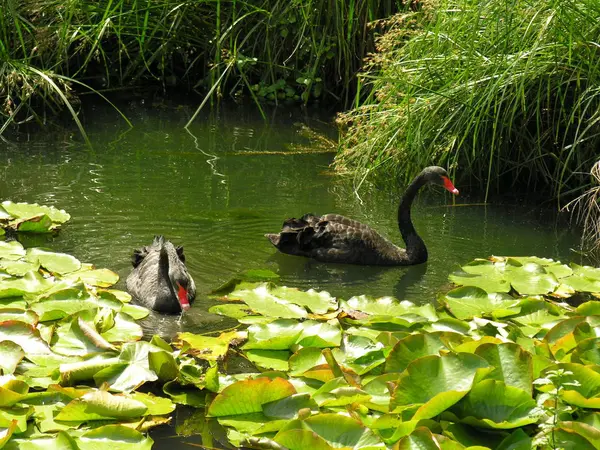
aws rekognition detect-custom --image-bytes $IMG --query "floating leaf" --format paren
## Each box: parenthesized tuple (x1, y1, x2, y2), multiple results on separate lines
(391, 353, 491, 419)
(474, 343, 533, 393)
(55, 389, 147, 421)
(0, 320, 53, 355)
(63, 268, 119, 287)
(442, 286, 519, 320)
(244, 320, 304, 350)
(26, 248, 81, 274)
(0, 259, 39, 276)
(229, 283, 308, 319)
(455, 380, 538, 428)
(449, 269, 511, 293)
(385, 332, 465, 373)
(275, 413, 385, 449)
(246, 350, 290, 371)
(176, 330, 243, 361)
(342, 295, 437, 321)
(208, 377, 296, 417)
(1, 201, 70, 224)
(77, 424, 153, 450)
(0, 271, 54, 298)
(0, 241, 26, 261)
(0, 341, 24, 374)
(507, 262, 559, 295)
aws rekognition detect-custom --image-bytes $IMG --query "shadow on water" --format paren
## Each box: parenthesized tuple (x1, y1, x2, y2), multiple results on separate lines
(0, 97, 585, 448)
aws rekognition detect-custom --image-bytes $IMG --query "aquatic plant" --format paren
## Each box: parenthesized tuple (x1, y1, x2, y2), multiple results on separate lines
(0, 0, 401, 136)
(4, 202, 600, 448)
(564, 161, 600, 263)
(0, 201, 70, 234)
(336, 0, 600, 201)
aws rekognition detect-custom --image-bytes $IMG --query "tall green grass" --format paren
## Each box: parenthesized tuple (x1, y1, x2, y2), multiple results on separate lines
(336, 0, 600, 201)
(0, 0, 402, 135)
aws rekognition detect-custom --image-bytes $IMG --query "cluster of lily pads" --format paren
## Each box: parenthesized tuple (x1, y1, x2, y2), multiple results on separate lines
(2, 204, 600, 449)
(0, 202, 71, 234)
(189, 256, 600, 449)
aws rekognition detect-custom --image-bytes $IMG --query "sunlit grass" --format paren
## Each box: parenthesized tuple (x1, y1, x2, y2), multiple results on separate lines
(336, 0, 600, 201)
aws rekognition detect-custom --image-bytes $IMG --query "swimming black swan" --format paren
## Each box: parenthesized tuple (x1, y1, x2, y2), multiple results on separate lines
(126, 236, 196, 313)
(265, 166, 459, 266)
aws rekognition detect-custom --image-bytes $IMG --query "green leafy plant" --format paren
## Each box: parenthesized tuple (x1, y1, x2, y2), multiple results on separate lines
(336, 0, 600, 201)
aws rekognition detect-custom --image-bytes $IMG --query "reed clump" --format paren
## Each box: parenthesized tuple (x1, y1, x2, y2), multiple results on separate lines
(335, 0, 600, 201)
(564, 161, 600, 261)
(1, 0, 403, 134)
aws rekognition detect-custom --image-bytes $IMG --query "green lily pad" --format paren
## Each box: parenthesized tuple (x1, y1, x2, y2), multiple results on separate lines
(0, 341, 25, 374)
(275, 413, 385, 449)
(507, 262, 559, 295)
(0, 259, 40, 277)
(243, 319, 304, 350)
(26, 248, 81, 274)
(245, 349, 290, 371)
(63, 268, 119, 287)
(176, 331, 243, 361)
(209, 303, 257, 319)
(1, 201, 70, 224)
(385, 331, 465, 373)
(342, 295, 437, 321)
(0, 320, 53, 355)
(0, 271, 54, 298)
(77, 424, 153, 450)
(94, 341, 175, 392)
(390, 353, 491, 419)
(229, 283, 308, 319)
(55, 389, 147, 421)
(0, 241, 26, 261)
(208, 377, 296, 417)
(449, 268, 511, 293)
(442, 286, 520, 320)
(455, 379, 537, 428)
(474, 342, 533, 393)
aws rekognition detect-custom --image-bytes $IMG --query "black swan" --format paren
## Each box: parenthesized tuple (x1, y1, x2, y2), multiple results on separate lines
(125, 236, 196, 313)
(265, 166, 458, 266)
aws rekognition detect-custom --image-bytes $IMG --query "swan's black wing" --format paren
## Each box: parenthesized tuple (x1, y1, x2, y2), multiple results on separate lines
(267, 213, 406, 265)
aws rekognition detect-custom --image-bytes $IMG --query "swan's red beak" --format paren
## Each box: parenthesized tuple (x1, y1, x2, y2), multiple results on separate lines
(177, 283, 191, 311)
(442, 176, 459, 195)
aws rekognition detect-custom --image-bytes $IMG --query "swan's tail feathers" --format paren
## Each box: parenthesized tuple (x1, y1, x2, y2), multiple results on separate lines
(176, 245, 186, 262)
(131, 247, 149, 267)
(152, 235, 166, 246)
(265, 233, 281, 246)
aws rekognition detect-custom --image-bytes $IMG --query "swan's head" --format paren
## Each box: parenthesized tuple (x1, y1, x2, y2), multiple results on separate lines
(167, 254, 194, 312)
(422, 166, 459, 195)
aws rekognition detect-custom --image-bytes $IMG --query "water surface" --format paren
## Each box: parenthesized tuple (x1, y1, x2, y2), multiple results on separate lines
(0, 99, 581, 338)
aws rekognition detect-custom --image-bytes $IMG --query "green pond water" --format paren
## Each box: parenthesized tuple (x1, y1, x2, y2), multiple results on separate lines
(0, 98, 585, 446)
(1, 100, 583, 337)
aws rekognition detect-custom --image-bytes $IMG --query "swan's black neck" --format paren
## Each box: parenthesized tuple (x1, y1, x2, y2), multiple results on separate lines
(397, 173, 427, 263)
(158, 245, 179, 309)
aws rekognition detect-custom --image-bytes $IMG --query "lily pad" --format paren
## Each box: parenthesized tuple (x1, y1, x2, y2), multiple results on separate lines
(390, 353, 491, 419)
(0, 341, 25, 374)
(1, 201, 70, 224)
(454, 379, 538, 428)
(26, 248, 81, 274)
(342, 295, 437, 321)
(0, 241, 26, 260)
(77, 424, 153, 450)
(55, 389, 147, 421)
(442, 286, 519, 320)
(208, 377, 296, 417)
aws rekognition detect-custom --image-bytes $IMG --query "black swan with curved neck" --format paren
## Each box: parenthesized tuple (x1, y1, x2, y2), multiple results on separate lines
(265, 166, 459, 266)
(126, 236, 196, 313)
